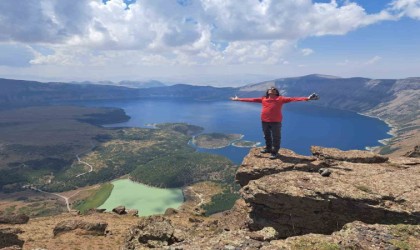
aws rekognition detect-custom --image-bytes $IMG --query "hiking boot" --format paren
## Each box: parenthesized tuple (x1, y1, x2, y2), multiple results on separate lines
(260, 148, 271, 154)
(269, 153, 279, 160)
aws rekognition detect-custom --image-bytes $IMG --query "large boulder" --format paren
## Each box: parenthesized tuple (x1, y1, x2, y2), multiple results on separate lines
(124, 216, 176, 249)
(238, 146, 419, 238)
(53, 220, 108, 237)
(0, 214, 29, 225)
(112, 206, 126, 215)
(404, 145, 420, 158)
(0, 228, 24, 249)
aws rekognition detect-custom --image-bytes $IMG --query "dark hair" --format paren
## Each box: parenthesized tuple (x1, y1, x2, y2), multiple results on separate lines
(265, 87, 280, 98)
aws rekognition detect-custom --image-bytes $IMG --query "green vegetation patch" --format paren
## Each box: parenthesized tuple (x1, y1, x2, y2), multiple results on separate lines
(75, 183, 114, 213)
(379, 145, 399, 155)
(193, 133, 243, 149)
(131, 152, 233, 188)
(202, 184, 240, 216)
(0, 106, 127, 192)
(155, 123, 204, 136)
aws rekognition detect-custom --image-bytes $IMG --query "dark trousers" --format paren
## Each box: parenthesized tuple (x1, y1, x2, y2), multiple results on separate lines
(262, 122, 282, 153)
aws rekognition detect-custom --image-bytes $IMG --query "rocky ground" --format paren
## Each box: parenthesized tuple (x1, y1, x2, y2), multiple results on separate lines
(1, 146, 419, 249)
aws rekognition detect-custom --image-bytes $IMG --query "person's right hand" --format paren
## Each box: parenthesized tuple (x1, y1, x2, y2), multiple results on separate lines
(230, 95, 239, 101)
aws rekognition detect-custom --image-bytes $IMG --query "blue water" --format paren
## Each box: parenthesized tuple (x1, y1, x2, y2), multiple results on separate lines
(75, 99, 391, 164)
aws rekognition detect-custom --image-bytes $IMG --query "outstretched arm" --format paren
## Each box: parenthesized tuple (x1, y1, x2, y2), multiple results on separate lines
(282, 93, 319, 103)
(230, 96, 263, 103)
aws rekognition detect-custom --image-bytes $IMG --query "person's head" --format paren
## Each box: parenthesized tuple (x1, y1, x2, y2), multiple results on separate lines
(265, 87, 280, 98)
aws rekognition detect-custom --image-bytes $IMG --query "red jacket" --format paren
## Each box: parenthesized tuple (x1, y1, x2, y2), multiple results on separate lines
(238, 96, 308, 122)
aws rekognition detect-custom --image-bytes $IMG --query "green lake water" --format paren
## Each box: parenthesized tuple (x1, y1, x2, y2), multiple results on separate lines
(99, 179, 184, 216)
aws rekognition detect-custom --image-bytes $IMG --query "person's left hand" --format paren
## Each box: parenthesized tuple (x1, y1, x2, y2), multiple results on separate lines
(308, 93, 319, 100)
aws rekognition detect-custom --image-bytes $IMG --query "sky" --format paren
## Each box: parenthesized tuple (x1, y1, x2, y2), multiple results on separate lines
(0, 0, 419, 86)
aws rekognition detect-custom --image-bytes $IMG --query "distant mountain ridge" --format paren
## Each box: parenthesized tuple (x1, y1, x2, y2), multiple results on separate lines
(71, 80, 167, 89)
(0, 78, 235, 107)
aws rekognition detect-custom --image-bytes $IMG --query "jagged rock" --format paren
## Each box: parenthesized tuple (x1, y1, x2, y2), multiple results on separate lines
(169, 229, 267, 249)
(215, 198, 251, 231)
(388, 156, 420, 166)
(311, 146, 388, 163)
(124, 216, 176, 249)
(0, 214, 29, 225)
(94, 208, 106, 213)
(164, 208, 178, 215)
(193, 207, 205, 216)
(53, 220, 108, 237)
(0, 228, 24, 249)
(188, 217, 204, 223)
(318, 168, 332, 177)
(126, 209, 138, 217)
(239, 147, 419, 238)
(249, 227, 278, 241)
(264, 221, 420, 250)
(112, 206, 126, 215)
(84, 208, 107, 215)
(236, 148, 319, 186)
(404, 145, 420, 158)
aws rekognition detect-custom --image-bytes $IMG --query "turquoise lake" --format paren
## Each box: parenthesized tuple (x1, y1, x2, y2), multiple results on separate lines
(99, 179, 184, 216)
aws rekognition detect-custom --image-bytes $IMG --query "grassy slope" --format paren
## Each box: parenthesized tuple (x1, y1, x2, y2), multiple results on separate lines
(74, 183, 114, 213)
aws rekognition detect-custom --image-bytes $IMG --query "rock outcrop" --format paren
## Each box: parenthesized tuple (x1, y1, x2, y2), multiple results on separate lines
(53, 220, 108, 237)
(404, 145, 420, 158)
(112, 206, 127, 215)
(0, 228, 24, 249)
(237, 147, 420, 239)
(0, 214, 29, 225)
(264, 221, 420, 249)
(124, 216, 176, 249)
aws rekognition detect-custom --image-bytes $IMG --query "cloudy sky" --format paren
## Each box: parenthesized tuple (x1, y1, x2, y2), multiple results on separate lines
(0, 0, 419, 86)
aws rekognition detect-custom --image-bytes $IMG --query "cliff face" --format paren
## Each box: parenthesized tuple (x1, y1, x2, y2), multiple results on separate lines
(238, 147, 419, 239)
(2, 146, 419, 249)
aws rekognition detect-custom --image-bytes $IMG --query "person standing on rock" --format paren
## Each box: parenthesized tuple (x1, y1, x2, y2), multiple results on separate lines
(231, 87, 319, 159)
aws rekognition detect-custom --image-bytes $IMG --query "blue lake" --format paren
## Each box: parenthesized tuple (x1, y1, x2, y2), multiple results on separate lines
(77, 99, 391, 164)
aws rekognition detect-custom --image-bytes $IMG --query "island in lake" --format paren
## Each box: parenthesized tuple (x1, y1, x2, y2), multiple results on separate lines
(192, 133, 260, 149)
(231, 140, 261, 148)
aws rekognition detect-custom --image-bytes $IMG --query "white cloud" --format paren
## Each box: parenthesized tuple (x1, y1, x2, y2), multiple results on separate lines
(0, 0, 418, 81)
(389, 0, 420, 19)
(337, 59, 351, 66)
(301, 48, 314, 56)
(364, 56, 382, 65)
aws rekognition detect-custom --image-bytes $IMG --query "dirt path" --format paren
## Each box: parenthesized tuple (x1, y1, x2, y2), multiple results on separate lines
(75, 154, 94, 177)
(30, 185, 99, 212)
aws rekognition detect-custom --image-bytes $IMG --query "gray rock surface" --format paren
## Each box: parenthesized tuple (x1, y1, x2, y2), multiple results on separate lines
(311, 146, 389, 163)
(53, 220, 108, 236)
(238, 146, 419, 238)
